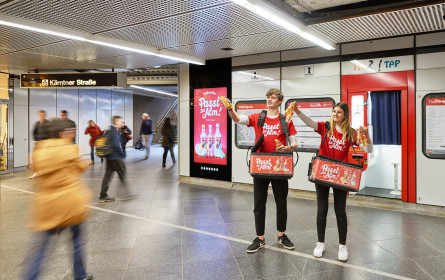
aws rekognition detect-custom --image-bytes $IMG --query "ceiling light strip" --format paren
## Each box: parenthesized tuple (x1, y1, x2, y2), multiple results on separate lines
(0, 14, 205, 65)
(231, 0, 336, 50)
(130, 85, 178, 97)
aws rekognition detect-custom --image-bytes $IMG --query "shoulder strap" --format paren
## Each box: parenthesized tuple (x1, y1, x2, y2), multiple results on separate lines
(279, 114, 289, 146)
(257, 110, 267, 127)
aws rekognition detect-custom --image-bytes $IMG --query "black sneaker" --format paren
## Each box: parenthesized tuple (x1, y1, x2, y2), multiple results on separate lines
(246, 237, 265, 253)
(99, 196, 115, 203)
(277, 234, 294, 250)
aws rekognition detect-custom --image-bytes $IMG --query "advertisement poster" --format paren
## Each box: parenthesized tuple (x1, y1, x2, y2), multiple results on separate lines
(424, 95, 445, 158)
(194, 87, 227, 165)
(286, 98, 334, 152)
(235, 101, 267, 148)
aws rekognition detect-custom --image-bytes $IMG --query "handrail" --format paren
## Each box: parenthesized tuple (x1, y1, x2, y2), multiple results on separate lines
(153, 98, 178, 133)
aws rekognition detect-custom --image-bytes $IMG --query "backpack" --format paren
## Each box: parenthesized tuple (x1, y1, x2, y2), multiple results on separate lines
(95, 130, 113, 158)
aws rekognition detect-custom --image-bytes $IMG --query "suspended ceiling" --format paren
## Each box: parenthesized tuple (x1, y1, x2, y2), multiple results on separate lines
(0, 0, 444, 74)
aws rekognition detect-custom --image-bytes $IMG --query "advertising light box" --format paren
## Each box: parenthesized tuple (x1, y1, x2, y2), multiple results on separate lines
(286, 98, 335, 152)
(235, 100, 267, 149)
(423, 93, 445, 159)
(193, 87, 228, 165)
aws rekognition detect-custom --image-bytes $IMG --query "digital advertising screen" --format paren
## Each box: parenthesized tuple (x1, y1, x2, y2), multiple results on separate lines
(193, 87, 228, 165)
(423, 93, 445, 159)
(286, 98, 335, 152)
(235, 100, 267, 149)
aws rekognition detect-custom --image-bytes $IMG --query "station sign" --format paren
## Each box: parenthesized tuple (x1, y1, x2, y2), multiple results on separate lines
(342, 55, 414, 75)
(20, 73, 127, 88)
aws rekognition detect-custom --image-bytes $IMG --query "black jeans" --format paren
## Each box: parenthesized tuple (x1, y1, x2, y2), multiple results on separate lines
(122, 142, 127, 158)
(100, 159, 129, 198)
(162, 146, 175, 166)
(253, 177, 289, 236)
(315, 183, 348, 245)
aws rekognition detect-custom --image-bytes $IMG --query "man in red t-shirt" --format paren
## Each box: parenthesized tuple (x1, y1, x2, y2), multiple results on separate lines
(222, 88, 298, 253)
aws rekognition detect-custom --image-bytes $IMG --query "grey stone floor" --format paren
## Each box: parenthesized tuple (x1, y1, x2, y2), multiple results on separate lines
(1, 146, 445, 280)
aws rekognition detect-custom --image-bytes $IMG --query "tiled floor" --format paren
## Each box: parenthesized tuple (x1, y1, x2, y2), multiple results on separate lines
(1, 146, 445, 280)
(357, 187, 402, 200)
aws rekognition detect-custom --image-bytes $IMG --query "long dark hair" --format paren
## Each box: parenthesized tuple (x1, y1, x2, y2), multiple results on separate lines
(326, 102, 355, 142)
(162, 117, 172, 130)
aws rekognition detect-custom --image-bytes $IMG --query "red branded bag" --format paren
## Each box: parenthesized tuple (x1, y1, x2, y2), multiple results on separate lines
(247, 111, 298, 180)
(308, 124, 363, 192)
(249, 152, 294, 179)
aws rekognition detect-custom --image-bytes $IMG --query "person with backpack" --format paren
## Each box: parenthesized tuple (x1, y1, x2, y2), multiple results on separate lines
(98, 116, 135, 203)
(161, 117, 176, 167)
(221, 88, 298, 253)
(85, 120, 103, 165)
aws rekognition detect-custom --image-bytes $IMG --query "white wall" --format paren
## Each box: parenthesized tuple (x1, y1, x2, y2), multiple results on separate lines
(364, 145, 402, 190)
(415, 52, 445, 207)
(15, 83, 133, 167)
(178, 63, 190, 177)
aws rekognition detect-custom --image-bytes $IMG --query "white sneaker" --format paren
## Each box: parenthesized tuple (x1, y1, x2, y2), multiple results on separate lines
(338, 244, 348, 261)
(28, 173, 37, 179)
(313, 242, 325, 258)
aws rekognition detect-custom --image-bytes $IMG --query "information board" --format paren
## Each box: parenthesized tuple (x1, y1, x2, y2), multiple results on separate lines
(285, 98, 335, 152)
(235, 100, 267, 149)
(423, 93, 445, 159)
(193, 87, 228, 165)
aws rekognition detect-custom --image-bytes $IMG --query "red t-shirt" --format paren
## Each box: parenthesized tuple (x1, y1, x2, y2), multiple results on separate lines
(248, 113, 297, 153)
(316, 122, 357, 162)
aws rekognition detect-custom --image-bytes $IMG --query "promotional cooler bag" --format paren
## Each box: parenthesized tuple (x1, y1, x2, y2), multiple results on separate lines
(247, 111, 298, 180)
(308, 123, 363, 192)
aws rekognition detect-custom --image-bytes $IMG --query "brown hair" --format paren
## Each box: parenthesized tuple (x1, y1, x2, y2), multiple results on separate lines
(327, 102, 355, 142)
(265, 88, 283, 101)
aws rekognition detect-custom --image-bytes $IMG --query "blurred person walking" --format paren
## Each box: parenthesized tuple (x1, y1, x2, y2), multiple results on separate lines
(120, 121, 132, 158)
(29, 110, 50, 179)
(84, 120, 103, 165)
(60, 110, 77, 143)
(99, 116, 135, 203)
(25, 118, 93, 280)
(139, 113, 152, 160)
(161, 117, 176, 168)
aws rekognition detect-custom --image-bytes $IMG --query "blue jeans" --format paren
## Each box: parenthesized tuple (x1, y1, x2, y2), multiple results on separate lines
(25, 224, 87, 280)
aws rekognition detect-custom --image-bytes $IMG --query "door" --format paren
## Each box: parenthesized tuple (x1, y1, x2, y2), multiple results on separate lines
(0, 101, 10, 173)
(13, 104, 28, 168)
(347, 91, 368, 170)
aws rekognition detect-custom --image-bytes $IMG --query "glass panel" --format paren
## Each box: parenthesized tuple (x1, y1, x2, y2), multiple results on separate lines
(351, 95, 364, 129)
(0, 103, 8, 171)
(0, 74, 9, 99)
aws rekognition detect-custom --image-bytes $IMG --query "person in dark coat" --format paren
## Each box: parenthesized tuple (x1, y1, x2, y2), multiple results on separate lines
(99, 116, 135, 203)
(120, 121, 132, 158)
(30, 110, 50, 179)
(84, 120, 103, 164)
(161, 118, 176, 167)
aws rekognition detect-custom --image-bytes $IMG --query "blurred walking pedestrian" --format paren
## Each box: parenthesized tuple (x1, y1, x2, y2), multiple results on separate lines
(139, 113, 152, 160)
(25, 118, 93, 280)
(29, 110, 50, 179)
(84, 120, 103, 165)
(99, 116, 135, 203)
(161, 117, 176, 168)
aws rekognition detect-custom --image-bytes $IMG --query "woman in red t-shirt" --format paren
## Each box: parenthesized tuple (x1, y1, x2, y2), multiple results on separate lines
(84, 120, 103, 165)
(293, 101, 373, 261)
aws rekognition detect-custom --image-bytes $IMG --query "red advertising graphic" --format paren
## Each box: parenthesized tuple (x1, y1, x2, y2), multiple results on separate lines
(426, 97, 445, 106)
(236, 103, 267, 110)
(194, 87, 227, 165)
(295, 100, 333, 109)
(310, 158, 362, 191)
(250, 154, 293, 176)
